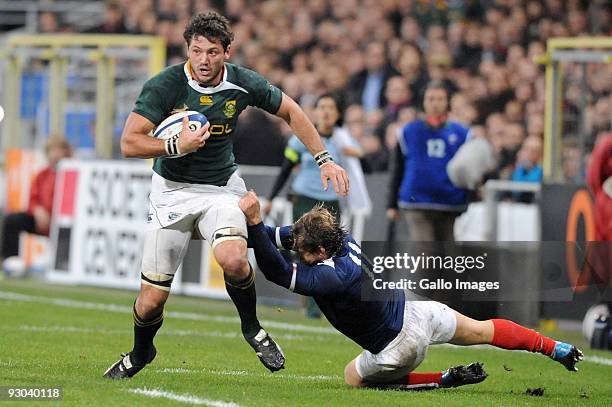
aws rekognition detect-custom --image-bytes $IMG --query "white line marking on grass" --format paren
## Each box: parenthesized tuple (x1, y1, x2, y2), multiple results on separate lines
(14, 325, 331, 342)
(0, 290, 338, 335)
(129, 387, 240, 406)
(11, 290, 609, 369)
(158, 368, 192, 374)
(583, 355, 612, 366)
(154, 367, 342, 381)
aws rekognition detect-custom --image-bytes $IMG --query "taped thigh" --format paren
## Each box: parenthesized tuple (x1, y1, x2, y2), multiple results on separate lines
(140, 216, 194, 291)
(197, 206, 247, 248)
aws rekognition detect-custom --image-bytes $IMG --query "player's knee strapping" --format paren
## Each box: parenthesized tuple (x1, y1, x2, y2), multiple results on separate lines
(140, 271, 174, 292)
(224, 263, 255, 289)
(212, 226, 247, 248)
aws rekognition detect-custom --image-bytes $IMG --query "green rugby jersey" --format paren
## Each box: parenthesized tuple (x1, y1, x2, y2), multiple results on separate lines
(133, 62, 283, 185)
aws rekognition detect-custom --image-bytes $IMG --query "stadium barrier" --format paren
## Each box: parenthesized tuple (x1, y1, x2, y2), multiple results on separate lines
(46, 159, 302, 305)
(43, 159, 590, 324)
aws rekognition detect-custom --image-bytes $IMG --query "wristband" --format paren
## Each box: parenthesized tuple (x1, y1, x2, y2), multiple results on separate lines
(314, 150, 334, 167)
(165, 137, 181, 156)
(314, 150, 329, 160)
(317, 157, 334, 166)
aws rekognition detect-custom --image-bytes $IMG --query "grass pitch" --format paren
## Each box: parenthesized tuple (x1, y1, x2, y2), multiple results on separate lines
(0, 278, 610, 406)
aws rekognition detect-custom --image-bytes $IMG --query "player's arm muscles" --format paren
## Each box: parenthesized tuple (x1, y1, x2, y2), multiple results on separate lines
(274, 93, 326, 156)
(264, 225, 294, 250)
(120, 112, 166, 158)
(248, 223, 343, 296)
(246, 224, 293, 250)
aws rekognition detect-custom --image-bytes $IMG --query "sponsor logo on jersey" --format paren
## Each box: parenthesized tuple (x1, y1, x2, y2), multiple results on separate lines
(223, 100, 237, 118)
(200, 95, 213, 106)
(448, 133, 458, 144)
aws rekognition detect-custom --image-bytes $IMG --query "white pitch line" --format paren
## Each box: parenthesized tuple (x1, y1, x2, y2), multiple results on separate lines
(13, 324, 331, 342)
(129, 387, 240, 407)
(155, 367, 342, 381)
(0, 290, 338, 335)
(583, 355, 612, 366)
(5, 290, 612, 369)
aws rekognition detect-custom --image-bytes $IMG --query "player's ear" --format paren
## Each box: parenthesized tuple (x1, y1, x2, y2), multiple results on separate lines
(224, 44, 231, 59)
(319, 247, 327, 259)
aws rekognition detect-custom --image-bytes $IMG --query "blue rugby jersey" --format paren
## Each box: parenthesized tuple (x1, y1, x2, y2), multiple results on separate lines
(250, 223, 405, 354)
(397, 119, 470, 211)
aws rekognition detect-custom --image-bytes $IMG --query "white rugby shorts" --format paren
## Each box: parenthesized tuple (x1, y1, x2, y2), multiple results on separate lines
(140, 171, 248, 281)
(355, 301, 457, 383)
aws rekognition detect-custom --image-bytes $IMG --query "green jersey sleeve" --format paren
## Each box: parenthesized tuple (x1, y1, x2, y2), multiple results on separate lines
(242, 68, 283, 114)
(133, 81, 174, 125)
(133, 66, 184, 125)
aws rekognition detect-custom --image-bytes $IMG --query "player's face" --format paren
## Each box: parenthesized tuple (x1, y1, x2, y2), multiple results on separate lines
(187, 35, 230, 86)
(423, 88, 448, 117)
(299, 251, 319, 266)
(315, 97, 340, 132)
(298, 247, 327, 266)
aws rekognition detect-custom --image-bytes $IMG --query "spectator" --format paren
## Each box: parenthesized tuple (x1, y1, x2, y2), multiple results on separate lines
(264, 94, 353, 222)
(39, 12, 59, 34)
(4, 0, 608, 206)
(86, 1, 128, 34)
(346, 41, 399, 112)
(475, 67, 514, 123)
(1, 135, 73, 267)
(562, 138, 584, 183)
(511, 136, 543, 202)
(387, 81, 471, 241)
(450, 92, 477, 126)
(264, 94, 361, 318)
(344, 104, 388, 173)
(394, 43, 429, 107)
(382, 76, 412, 122)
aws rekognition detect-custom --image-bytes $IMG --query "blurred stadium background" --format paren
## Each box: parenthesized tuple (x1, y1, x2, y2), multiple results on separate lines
(0, 0, 610, 344)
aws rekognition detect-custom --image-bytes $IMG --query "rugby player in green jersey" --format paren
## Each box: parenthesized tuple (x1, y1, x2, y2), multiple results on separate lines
(104, 11, 349, 379)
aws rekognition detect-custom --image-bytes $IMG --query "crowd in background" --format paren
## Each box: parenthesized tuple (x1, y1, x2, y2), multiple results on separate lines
(23, 0, 612, 184)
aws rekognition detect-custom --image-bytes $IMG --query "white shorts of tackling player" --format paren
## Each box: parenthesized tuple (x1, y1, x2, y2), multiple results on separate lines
(355, 301, 457, 383)
(141, 171, 248, 290)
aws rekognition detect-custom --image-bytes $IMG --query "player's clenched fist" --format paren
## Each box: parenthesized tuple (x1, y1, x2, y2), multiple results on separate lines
(178, 116, 211, 154)
(239, 190, 262, 225)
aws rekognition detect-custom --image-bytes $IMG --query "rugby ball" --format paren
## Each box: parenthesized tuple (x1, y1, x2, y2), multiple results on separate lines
(153, 110, 208, 158)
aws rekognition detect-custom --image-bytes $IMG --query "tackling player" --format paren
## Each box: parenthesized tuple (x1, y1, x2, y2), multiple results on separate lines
(104, 12, 349, 379)
(238, 191, 583, 389)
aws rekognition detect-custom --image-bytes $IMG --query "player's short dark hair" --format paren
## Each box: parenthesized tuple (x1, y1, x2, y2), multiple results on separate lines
(183, 11, 234, 50)
(292, 204, 346, 257)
